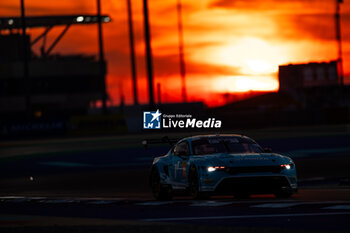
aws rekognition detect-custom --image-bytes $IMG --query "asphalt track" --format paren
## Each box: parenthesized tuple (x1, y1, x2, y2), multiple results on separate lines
(0, 192, 350, 231)
(0, 127, 350, 232)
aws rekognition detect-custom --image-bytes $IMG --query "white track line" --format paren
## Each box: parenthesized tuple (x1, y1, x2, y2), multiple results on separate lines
(142, 212, 350, 222)
(40, 200, 77, 204)
(251, 203, 301, 208)
(136, 201, 174, 206)
(190, 201, 233, 207)
(323, 205, 350, 210)
(87, 200, 118, 205)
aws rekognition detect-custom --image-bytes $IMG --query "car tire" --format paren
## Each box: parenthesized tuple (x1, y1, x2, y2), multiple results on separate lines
(189, 167, 210, 200)
(150, 168, 172, 200)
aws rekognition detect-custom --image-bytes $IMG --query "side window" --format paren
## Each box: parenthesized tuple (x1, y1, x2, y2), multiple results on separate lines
(173, 141, 190, 156)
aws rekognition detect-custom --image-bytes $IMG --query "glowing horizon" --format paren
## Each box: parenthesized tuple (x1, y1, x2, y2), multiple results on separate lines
(1, 0, 349, 106)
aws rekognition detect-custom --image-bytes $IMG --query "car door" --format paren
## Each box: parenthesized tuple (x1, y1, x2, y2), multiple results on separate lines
(170, 140, 190, 186)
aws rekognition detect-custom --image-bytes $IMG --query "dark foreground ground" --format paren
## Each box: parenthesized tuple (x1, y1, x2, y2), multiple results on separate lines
(1, 189, 350, 233)
(0, 125, 349, 232)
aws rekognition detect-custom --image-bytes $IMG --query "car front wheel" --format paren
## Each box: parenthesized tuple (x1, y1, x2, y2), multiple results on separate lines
(150, 168, 172, 200)
(189, 167, 210, 199)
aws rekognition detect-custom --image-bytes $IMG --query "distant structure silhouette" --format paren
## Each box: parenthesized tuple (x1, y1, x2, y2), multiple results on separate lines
(142, 0, 155, 106)
(335, 0, 344, 86)
(97, 0, 108, 113)
(0, 14, 111, 117)
(177, 0, 187, 103)
(127, 0, 139, 106)
(279, 61, 339, 93)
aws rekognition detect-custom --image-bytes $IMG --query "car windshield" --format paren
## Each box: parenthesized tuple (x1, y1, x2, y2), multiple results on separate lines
(192, 137, 264, 155)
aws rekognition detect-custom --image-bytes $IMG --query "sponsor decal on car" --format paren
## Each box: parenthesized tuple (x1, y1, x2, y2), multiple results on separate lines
(182, 161, 187, 179)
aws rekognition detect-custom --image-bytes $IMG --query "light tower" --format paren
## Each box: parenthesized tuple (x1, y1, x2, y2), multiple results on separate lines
(177, 0, 187, 103)
(142, 0, 155, 106)
(127, 0, 138, 105)
(97, 0, 107, 112)
(335, 0, 344, 86)
(20, 0, 30, 114)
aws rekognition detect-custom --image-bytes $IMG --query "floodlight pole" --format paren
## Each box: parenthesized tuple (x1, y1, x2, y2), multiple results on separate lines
(177, 0, 187, 103)
(97, 0, 107, 112)
(20, 0, 30, 114)
(127, 0, 138, 105)
(142, 0, 155, 107)
(157, 82, 161, 105)
(335, 0, 344, 86)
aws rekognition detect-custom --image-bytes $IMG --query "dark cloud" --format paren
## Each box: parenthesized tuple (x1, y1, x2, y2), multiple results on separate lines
(209, 0, 329, 11)
(210, 0, 274, 10)
(274, 13, 350, 42)
(208, 0, 350, 43)
(0, 1, 95, 16)
(156, 2, 197, 17)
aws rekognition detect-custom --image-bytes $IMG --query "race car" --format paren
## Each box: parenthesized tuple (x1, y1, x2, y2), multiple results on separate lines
(149, 134, 297, 200)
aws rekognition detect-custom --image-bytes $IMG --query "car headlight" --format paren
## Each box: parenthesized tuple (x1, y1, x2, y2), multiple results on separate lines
(280, 164, 293, 170)
(207, 166, 225, 172)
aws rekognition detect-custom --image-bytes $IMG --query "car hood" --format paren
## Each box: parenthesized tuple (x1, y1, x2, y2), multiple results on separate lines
(190, 153, 292, 167)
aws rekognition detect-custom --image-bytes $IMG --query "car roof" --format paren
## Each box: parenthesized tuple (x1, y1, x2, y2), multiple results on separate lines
(182, 134, 252, 141)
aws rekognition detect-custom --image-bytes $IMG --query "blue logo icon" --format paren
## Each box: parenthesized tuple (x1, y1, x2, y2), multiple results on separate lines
(143, 109, 162, 129)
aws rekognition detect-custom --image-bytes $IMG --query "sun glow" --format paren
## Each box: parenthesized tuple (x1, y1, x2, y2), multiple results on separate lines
(243, 59, 276, 75)
(189, 37, 287, 95)
(193, 37, 288, 76)
(214, 76, 279, 93)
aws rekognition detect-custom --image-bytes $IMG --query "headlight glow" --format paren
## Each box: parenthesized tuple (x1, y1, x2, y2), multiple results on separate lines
(207, 166, 225, 172)
(281, 164, 292, 170)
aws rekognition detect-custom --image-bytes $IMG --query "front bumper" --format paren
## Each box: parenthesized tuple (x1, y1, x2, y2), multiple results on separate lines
(201, 175, 297, 195)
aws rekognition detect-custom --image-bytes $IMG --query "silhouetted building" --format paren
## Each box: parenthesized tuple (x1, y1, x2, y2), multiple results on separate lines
(278, 61, 347, 108)
(206, 61, 349, 129)
(279, 61, 339, 94)
(0, 15, 111, 118)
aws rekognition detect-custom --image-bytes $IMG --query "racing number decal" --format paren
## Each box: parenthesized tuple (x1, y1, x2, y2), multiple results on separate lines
(181, 161, 187, 179)
(174, 161, 187, 179)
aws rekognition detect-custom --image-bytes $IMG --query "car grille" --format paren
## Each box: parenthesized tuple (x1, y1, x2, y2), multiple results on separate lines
(215, 176, 291, 194)
(225, 166, 282, 174)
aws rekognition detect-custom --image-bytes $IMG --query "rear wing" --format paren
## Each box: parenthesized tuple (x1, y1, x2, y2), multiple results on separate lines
(142, 136, 180, 149)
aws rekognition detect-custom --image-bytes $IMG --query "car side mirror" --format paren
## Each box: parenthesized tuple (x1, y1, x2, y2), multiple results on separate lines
(264, 147, 272, 153)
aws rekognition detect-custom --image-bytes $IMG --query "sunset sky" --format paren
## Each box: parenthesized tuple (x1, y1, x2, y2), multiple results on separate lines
(1, 0, 349, 106)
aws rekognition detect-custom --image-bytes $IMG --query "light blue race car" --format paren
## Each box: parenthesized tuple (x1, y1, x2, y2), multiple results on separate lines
(149, 134, 297, 200)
